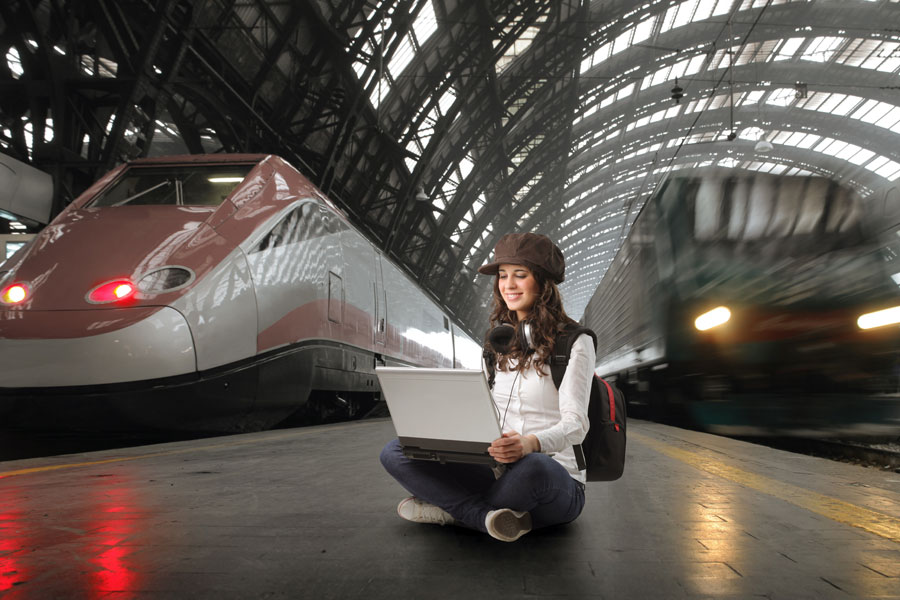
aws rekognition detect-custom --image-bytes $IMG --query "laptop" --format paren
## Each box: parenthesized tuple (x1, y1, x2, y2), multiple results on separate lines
(375, 367, 501, 465)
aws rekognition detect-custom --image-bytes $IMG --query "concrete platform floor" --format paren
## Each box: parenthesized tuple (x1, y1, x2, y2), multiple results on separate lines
(1, 418, 900, 599)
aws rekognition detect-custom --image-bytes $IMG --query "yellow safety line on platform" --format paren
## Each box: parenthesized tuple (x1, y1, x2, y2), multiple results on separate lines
(631, 431, 900, 544)
(0, 421, 363, 480)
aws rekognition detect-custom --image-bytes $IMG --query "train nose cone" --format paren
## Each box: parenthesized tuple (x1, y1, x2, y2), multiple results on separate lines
(0, 307, 196, 387)
(5, 206, 212, 311)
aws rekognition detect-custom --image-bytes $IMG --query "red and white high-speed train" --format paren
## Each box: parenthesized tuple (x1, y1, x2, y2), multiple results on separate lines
(0, 154, 481, 432)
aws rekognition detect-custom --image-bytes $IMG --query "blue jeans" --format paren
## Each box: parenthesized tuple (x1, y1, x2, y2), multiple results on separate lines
(379, 439, 585, 532)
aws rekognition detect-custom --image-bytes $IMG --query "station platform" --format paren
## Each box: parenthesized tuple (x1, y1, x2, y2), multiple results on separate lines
(1, 418, 899, 599)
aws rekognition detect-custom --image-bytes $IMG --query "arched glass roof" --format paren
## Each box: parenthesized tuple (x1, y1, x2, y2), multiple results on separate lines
(2, 0, 899, 336)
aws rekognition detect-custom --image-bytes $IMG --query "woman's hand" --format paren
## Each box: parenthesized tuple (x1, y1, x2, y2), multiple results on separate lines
(488, 431, 541, 463)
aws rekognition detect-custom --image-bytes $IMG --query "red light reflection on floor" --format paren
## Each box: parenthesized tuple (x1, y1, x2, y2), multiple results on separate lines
(87, 484, 142, 596)
(1, 472, 149, 596)
(0, 502, 31, 592)
(94, 545, 134, 592)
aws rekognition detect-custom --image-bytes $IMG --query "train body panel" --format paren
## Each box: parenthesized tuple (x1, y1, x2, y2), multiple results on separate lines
(583, 168, 900, 434)
(0, 154, 478, 431)
(0, 307, 195, 386)
(169, 245, 258, 372)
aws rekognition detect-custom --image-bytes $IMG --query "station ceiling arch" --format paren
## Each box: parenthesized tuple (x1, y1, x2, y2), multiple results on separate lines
(2, 0, 899, 337)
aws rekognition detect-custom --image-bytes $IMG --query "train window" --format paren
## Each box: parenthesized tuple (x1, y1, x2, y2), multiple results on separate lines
(256, 207, 302, 252)
(253, 202, 340, 253)
(318, 207, 349, 235)
(90, 165, 253, 207)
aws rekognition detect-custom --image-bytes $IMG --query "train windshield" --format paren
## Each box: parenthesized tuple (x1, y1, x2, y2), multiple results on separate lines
(89, 164, 254, 207)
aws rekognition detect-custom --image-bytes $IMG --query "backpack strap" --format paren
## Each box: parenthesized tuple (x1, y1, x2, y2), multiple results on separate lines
(549, 324, 597, 390)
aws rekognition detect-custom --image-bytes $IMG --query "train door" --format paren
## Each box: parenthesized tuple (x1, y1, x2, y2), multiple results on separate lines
(247, 201, 339, 347)
(374, 253, 386, 347)
(318, 207, 345, 335)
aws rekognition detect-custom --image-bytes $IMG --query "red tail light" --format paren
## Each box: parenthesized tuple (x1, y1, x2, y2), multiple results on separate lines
(87, 280, 136, 304)
(1, 283, 29, 305)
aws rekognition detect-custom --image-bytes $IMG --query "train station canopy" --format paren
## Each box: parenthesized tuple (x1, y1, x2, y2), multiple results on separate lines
(2, 0, 900, 336)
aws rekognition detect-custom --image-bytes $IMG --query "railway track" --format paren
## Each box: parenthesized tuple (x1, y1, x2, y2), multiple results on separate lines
(749, 437, 900, 472)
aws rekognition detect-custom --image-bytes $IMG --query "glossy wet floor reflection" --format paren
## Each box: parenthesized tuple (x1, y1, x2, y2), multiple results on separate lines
(1, 419, 899, 598)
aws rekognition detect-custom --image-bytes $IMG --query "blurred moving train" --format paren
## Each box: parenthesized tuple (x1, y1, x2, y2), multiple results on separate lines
(582, 168, 900, 436)
(0, 154, 481, 432)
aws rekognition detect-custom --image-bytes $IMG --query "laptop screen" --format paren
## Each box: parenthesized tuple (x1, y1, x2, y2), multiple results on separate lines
(376, 367, 501, 443)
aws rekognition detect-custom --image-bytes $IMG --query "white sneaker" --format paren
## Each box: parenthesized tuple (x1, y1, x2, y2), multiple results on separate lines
(485, 508, 532, 542)
(397, 497, 456, 526)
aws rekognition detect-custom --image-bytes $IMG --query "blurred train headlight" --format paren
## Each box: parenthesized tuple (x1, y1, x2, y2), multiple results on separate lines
(694, 306, 731, 331)
(136, 267, 194, 294)
(1, 282, 29, 305)
(857, 306, 900, 330)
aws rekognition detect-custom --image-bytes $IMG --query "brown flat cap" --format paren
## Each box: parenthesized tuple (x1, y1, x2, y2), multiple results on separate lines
(477, 232, 565, 283)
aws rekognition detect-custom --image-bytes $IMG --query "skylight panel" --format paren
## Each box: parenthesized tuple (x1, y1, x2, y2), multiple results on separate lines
(684, 54, 706, 77)
(736, 42, 761, 66)
(660, 4, 679, 34)
(871, 159, 900, 181)
(369, 76, 390, 109)
(739, 90, 765, 106)
(388, 35, 416, 76)
(813, 138, 841, 155)
(437, 88, 456, 115)
(351, 38, 374, 82)
(775, 38, 805, 61)
(694, 0, 718, 20)
(612, 29, 631, 56)
(459, 155, 474, 179)
(6, 47, 23, 79)
(474, 193, 486, 217)
(878, 51, 900, 73)
(581, 41, 612, 75)
(495, 14, 547, 73)
(794, 133, 820, 149)
(632, 16, 657, 45)
(805, 36, 843, 63)
(877, 106, 900, 129)
(770, 131, 792, 145)
(852, 99, 891, 124)
(713, 0, 735, 15)
(812, 92, 846, 114)
(861, 45, 891, 69)
(673, 1, 696, 29)
(836, 38, 874, 67)
(844, 147, 874, 165)
(831, 95, 862, 116)
(412, 0, 437, 43)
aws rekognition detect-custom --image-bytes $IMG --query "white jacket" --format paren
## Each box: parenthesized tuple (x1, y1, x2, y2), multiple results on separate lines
(489, 333, 595, 483)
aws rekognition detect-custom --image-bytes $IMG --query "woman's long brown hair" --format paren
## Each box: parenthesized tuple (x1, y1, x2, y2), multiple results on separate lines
(486, 267, 577, 375)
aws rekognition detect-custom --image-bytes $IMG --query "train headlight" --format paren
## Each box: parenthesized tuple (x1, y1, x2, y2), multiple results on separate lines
(87, 279, 136, 304)
(694, 306, 731, 331)
(857, 306, 900, 330)
(136, 267, 194, 294)
(1, 282, 29, 305)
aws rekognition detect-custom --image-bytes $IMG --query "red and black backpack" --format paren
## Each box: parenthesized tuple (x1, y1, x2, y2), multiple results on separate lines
(483, 323, 626, 482)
